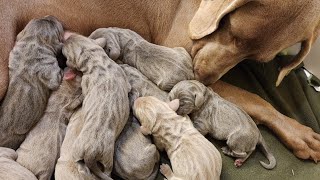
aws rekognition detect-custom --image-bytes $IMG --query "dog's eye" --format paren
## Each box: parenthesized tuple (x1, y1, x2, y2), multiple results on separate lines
(107, 48, 111, 54)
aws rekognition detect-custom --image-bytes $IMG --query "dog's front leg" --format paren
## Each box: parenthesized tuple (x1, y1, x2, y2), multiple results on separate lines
(209, 80, 320, 162)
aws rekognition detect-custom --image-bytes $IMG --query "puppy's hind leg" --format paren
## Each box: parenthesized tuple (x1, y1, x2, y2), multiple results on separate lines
(160, 164, 182, 180)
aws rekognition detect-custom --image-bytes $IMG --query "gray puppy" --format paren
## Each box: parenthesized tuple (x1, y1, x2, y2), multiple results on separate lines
(120, 64, 168, 102)
(0, 16, 63, 149)
(0, 147, 37, 180)
(114, 65, 162, 180)
(89, 27, 194, 91)
(16, 69, 83, 180)
(63, 34, 130, 179)
(114, 115, 160, 180)
(168, 80, 276, 169)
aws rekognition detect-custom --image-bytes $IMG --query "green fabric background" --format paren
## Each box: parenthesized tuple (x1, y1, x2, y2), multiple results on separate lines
(151, 56, 320, 180)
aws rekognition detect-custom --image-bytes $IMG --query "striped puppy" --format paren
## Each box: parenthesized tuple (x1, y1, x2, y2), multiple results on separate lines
(133, 96, 222, 180)
(62, 34, 130, 179)
(89, 27, 194, 91)
(0, 147, 37, 180)
(120, 64, 168, 102)
(0, 16, 63, 149)
(55, 108, 99, 180)
(168, 80, 276, 169)
(16, 69, 83, 180)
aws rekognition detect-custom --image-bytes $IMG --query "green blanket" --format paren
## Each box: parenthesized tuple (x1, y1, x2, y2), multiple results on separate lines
(152, 56, 320, 180)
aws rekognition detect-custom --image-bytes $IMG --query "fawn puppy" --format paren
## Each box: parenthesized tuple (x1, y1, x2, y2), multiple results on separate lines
(133, 96, 222, 180)
(0, 16, 63, 149)
(168, 80, 276, 169)
(63, 34, 130, 179)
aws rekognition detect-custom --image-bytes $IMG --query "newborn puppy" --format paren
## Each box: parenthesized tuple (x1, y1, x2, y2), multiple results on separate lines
(133, 96, 222, 180)
(89, 27, 194, 91)
(63, 34, 130, 179)
(0, 147, 37, 180)
(16, 68, 83, 180)
(55, 108, 99, 180)
(114, 115, 160, 180)
(168, 80, 276, 169)
(120, 64, 168, 102)
(0, 16, 63, 149)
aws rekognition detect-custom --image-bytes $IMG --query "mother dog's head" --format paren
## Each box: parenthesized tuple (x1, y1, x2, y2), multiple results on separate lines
(190, 0, 320, 86)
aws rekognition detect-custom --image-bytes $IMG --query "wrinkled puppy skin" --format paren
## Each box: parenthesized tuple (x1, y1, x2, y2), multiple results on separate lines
(62, 34, 130, 179)
(120, 64, 169, 102)
(133, 96, 222, 180)
(16, 70, 83, 180)
(114, 115, 160, 180)
(0, 147, 37, 180)
(0, 15, 64, 149)
(89, 27, 194, 91)
(55, 108, 98, 180)
(168, 80, 276, 169)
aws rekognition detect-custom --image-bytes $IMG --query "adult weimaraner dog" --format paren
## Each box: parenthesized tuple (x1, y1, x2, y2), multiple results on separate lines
(0, 0, 319, 162)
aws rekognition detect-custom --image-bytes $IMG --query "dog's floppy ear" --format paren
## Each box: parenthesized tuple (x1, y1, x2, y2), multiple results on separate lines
(276, 39, 313, 86)
(168, 99, 180, 112)
(189, 0, 252, 40)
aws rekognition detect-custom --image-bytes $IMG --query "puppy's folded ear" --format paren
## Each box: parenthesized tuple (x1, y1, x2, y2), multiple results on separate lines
(195, 93, 205, 109)
(168, 99, 180, 112)
(189, 0, 253, 40)
(93, 38, 107, 48)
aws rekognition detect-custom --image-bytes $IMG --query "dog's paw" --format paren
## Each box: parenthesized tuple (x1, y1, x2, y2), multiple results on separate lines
(277, 119, 320, 162)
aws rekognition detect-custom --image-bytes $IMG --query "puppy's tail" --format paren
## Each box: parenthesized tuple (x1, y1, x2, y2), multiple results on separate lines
(77, 157, 113, 180)
(258, 135, 276, 170)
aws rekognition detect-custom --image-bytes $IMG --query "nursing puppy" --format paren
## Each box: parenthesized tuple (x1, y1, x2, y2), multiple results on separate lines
(55, 108, 98, 180)
(16, 69, 83, 180)
(120, 64, 168, 101)
(0, 147, 37, 180)
(133, 96, 222, 180)
(168, 80, 276, 169)
(0, 16, 63, 149)
(89, 28, 194, 91)
(63, 34, 130, 179)
(114, 115, 160, 180)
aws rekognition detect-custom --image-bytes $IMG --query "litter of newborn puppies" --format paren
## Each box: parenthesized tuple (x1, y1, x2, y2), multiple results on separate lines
(0, 16, 276, 180)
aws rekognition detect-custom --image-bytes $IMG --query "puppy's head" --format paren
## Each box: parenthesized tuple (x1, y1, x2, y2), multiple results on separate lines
(17, 15, 64, 53)
(89, 28, 123, 60)
(62, 34, 107, 70)
(168, 80, 207, 115)
(189, 0, 318, 86)
(133, 96, 179, 135)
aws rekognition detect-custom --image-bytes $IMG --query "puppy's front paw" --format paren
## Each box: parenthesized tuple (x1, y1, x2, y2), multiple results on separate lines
(160, 164, 173, 178)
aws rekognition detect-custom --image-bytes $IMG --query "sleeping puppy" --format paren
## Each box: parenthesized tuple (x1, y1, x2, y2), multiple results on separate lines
(133, 96, 222, 180)
(120, 64, 169, 102)
(0, 15, 63, 149)
(16, 68, 83, 180)
(0, 147, 37, 180)
(89, 27, 194, 91)
(63, 34, 130, 179)
(55, 108, 98, 180)
(168, 80, 276, 169)
(114, 115, 160, 180)
(114, 65, 162, 179)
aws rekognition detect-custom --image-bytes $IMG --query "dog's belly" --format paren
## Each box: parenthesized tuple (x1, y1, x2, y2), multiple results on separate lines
(168, 134, 221, 180)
